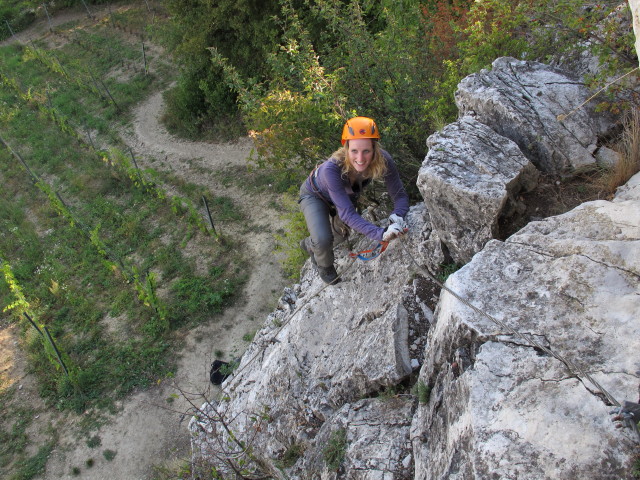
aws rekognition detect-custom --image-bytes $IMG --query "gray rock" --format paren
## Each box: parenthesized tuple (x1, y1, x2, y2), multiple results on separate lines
(614, 169, 640, 201)
(190, 205, 441, 477)
(418, 116, 539, 264)
(595, 145, 622, 167)
(290, 397, 415, 479)
(411, 171, 640, 479)
(455, 57, 615, 173)
(189, 52, 639, 479)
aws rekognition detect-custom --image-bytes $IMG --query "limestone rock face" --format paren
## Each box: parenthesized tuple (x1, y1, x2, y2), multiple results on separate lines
(290, 397, 415, 479)
(417, 116, 539, 264)
(455, 57, 615, 173)
(190, 204, 443, 478)
(190, 55, 640, 478)
(411, 171, 640, 479)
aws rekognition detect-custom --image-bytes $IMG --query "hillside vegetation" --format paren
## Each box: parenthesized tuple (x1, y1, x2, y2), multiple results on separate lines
(1, 1, 638, 479)
(161, 0, 637, 173)
(0, 4, 251, 478)
(4, 1, 637, 178)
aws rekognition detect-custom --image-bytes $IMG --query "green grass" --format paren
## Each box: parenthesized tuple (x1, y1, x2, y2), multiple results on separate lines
(273, 194, 309, 280)
(86, 435, 101, 448)
(0, 6, 250, 477)
(0, 0, 36, 42)
(323, 428, 348, 471)
(413, 380, 431, 404)
(8, 443, 54, 480)
(103, 449, 117, 461)
(0, 395, 32, 469)
(436, 262, 461, 283)
(277, 443, 304, 469)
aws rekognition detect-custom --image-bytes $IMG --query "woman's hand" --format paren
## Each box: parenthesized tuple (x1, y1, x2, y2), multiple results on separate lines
(389, 213, 407, 230)
(383, 223, 405, 242)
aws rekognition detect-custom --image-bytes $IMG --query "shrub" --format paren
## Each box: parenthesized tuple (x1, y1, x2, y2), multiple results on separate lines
(277, 443, 304, 469)
(103, 449, 117, 461)
(323, 428, 347, 471)
(273, 194, 309, 280)
(0, 2, 36, 42)
(603, 108, 640, 194)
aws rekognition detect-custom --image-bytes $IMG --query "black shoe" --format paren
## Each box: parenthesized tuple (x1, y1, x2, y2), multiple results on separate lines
(300, 239, 317, 266)
(317, 265, 340, 285)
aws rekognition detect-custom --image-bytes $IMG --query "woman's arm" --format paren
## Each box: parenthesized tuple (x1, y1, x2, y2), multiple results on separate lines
(321, 162, 385, 241)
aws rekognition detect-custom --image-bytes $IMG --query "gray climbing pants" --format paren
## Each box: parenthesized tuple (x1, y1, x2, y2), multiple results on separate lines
(299, 183, 349, 268)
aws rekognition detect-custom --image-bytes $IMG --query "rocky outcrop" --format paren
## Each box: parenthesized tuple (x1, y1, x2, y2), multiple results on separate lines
(290, 397, 415, 478)
(455, 57, 615, 173)
(417, 116, 538, 264)
(190, 204, 443, 478)
(411, 178, 640, 479)
(190, 56, 640, 479)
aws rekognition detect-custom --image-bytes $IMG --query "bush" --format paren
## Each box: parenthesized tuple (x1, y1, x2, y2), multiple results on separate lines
(0, 3, 36, 42)
(273, 194, 309, 280)
(323, 428, 347, 471)
(604, 108, 640, 194)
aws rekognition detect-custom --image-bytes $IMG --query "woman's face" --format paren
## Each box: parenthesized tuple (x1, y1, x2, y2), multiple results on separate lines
(347, 138, 374, 173)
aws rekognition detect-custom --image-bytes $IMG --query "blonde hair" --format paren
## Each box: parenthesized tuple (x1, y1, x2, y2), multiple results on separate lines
(331, 140, 387, 180)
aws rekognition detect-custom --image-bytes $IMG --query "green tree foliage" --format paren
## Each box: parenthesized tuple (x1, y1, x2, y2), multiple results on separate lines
(207, 0, 435, 187)
(163, 0, 282, 138)
(167, 0, 637, 172)
(0, 0, 38, 41)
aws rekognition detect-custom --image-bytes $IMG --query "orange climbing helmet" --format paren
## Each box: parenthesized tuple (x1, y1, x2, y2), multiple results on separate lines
(341, 116, 380, 145)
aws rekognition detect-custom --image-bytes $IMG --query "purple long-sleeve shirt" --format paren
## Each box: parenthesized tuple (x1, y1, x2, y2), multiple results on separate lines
(304, 149, 409, 241)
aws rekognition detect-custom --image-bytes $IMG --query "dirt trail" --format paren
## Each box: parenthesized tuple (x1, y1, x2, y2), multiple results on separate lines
(0, 5, 112, 47)
(1, 7, 290, 479)
(39, 87, 289, 480)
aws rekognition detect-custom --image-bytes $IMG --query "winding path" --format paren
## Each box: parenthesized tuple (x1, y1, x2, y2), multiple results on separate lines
(2, 7, 289, 478)
(45, 86, 290, 480)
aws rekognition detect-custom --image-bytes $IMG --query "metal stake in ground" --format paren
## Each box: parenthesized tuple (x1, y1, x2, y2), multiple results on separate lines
(142, 41, 148, 75)
(42, 3, 53, 32)
(127, 147, 144, 186)
(202, 195, 217, 236)
(99, 78, 121, 112)
(80, 0, 93, 18)
(5, 20, 18, 42)
(0, 135, 39, 183)
(43, 326, 69, 376)
(85, 127, 96, 150)
(23, 313, 45, 338)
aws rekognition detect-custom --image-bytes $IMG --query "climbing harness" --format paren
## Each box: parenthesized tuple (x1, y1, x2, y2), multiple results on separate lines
(349, 241, 389, 261)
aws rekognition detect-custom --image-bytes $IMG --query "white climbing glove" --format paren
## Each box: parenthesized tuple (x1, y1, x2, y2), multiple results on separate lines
(389, 213, 407, 230)
(383, 223, 405, 242)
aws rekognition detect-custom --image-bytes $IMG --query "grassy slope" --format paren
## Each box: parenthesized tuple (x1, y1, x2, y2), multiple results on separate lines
(0, 4, 248, 478)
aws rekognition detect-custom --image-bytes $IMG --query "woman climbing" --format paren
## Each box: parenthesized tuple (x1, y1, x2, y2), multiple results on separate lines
(299, 116, 410, 284)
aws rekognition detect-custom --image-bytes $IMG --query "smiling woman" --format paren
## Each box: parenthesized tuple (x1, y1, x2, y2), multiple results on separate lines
(298, 116, 410, 284)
